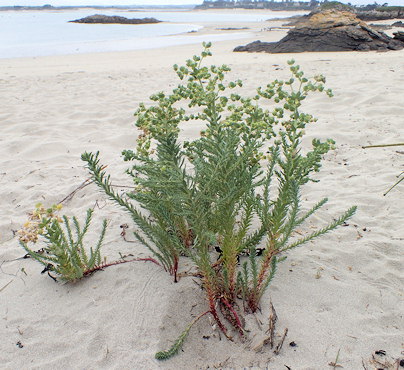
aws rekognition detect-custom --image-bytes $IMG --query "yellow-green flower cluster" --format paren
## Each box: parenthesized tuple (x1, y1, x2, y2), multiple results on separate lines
(17, 203, 63, 243)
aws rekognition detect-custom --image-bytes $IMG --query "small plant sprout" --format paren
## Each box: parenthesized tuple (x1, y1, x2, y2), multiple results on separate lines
(18, 204, 109, 282)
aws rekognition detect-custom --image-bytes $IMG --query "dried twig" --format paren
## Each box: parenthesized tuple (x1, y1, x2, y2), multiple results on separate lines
(3, 248, 45, 263)
(274, 328, 288, 355)
(58, 165, 132, 204)
(329, 348, 343, 368)
(58, 178, 94, 204)
(253, 313, 263, 330)
(177, 270, 203, 279)
(361, 143, 403, 196)
(110, 184, 136, 189)
(384, 172, 404, 196)
(0, 280, 13, 292)
(120, 223, 137, 243)
(362, 143, 404, 149)
(267, 301, 278, 348)
(81, 257, 161, 279)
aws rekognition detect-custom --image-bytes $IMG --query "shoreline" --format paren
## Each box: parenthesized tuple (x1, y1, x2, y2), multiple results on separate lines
(0, 6, 307, 12)
(3, 8, 401, 61)
(0, 8, 302, 60)
(0, 13, 294, 60)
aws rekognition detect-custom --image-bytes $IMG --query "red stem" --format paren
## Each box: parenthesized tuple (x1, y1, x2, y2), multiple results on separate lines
(135, 257, 162, 267)
(210, 301, 229, 338)
(83, 257, 161, 277)
(249, 249, 277, 312)
(168, 256, 179, 283)
(174, 256, 179, 283)
(204, 279, 230, 338)
(220, 297, 244, 336)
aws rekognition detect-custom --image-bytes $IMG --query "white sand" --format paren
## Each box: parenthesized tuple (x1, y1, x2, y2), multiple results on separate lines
(0, 17, 403, 369)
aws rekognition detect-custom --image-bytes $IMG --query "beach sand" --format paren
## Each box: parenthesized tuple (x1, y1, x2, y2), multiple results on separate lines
(0, 16, 403, 369)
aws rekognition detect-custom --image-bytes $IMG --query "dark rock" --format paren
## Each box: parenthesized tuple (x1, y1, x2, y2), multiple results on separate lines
(393, 31, 404, 42)
(234, 40, 274, 53)
(368, 23, 392, 31)
(356, 10, 404, 21)
(234, 10, 404, 53)
(69, 14, 161, 25)
(216, 27, 249, 30)
(283, 14, 310, 27)
(392, 21, 404, 27)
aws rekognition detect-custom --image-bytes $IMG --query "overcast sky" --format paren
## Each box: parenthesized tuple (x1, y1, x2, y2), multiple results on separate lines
(2, 0, 403, 7)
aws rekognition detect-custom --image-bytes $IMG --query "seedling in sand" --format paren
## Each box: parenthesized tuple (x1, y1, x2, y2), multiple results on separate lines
(18, 204, 108, 282)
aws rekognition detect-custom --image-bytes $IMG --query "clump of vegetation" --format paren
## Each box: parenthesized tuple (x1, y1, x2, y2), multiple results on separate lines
(82, 43, 356, 359)
(319, 1, 354, 11)
(82, 151, 184, 281)
(375, 6, 404, 13)
(18, 204, 107, 282)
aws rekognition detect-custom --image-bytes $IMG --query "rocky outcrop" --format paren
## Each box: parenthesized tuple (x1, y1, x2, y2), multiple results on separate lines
(392, 21, 404, 27)
(234, 10, 404, 53)
(216, 27, 250, 30)
(286, 8, 404, 26)
(69, 14, 161, 25)
(369, 21, 404, 31)
(394, 31, 404, 42)
(356, 9, 404, 21)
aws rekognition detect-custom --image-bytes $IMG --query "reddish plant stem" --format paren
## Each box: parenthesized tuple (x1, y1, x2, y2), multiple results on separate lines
(193, 310, 212, 325)
(210, 300, 230, 338)
(247, 293, 258, 313)
(248, 248, 278, 312)
(172, 256, 179, 283)
(83, 257, 161, 277)
(135, 257, 162, 267)
(220, 297, 244, 336)
(204, 278, 230, 338)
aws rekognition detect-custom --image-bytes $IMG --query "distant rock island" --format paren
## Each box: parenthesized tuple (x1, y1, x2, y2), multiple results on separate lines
(356, 8, 404, 21)
(196, 1, 404, 21)
(234, 9, 404, 53)
(69, 15, 161, 25)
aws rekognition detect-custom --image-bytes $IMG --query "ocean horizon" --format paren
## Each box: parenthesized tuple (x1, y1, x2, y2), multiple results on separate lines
(0, 9, 306, 59)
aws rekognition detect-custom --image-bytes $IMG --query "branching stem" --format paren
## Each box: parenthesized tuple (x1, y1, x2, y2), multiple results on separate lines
(83, 257, 161, 277)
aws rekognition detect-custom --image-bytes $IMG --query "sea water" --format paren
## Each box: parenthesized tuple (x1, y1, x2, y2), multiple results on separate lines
(0, 9, 306, 59)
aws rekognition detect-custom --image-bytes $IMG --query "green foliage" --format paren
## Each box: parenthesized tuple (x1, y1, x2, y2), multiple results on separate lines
(18, 204, 107, 282)
(82, 144, 184, 281)
(375, 6, 404, 12)
(155, 310, 209, 360)
(82, 43, 356, 358)
(319, 1, 354, 11)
